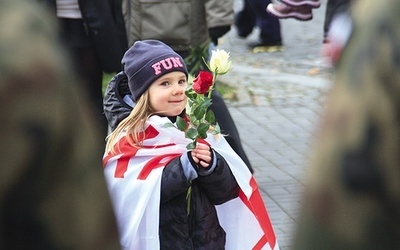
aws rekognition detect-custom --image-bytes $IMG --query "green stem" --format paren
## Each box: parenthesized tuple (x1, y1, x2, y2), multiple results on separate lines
(186, 185, 192, 215)
(207, 73, 217, 99)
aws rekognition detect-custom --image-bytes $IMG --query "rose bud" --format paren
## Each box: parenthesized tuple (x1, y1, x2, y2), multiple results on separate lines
(209, 49, 232, 75)
(192, 71, 214, 94)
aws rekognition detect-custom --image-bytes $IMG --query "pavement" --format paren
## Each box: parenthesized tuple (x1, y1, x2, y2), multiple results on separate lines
(216, 0, 334, 249)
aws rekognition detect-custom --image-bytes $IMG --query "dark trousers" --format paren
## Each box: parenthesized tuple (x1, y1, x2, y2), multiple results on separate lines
(59, 18, 108, 136)
(70, 47, 108, 134)
(210, 90, 253, 171)
(235, 0, 282, 44)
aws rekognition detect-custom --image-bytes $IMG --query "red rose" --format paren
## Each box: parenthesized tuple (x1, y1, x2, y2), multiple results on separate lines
(192, 71, 214, 94)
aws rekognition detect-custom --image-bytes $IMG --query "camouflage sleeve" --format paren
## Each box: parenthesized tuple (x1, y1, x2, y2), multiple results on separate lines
(0, 0, 120, 249)
(205, 0, 235, 28)
(293, 0, 400, 249)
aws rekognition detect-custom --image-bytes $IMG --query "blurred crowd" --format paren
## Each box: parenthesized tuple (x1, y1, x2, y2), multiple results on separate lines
(2, 0, 400, 248)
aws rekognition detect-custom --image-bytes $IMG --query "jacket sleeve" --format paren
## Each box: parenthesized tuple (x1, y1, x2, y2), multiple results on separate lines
(78, 0, 128, 72)
(205, 0, 234, 29)
(160, 150, 239, 205)
(160, 157, 195, 203)
(197, 150, 240, 205)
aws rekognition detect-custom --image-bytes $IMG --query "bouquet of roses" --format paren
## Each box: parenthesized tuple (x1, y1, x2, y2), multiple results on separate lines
(176, 49, 233, 149)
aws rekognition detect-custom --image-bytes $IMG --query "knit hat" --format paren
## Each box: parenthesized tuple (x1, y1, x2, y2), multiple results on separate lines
(121, 40, 188, 102)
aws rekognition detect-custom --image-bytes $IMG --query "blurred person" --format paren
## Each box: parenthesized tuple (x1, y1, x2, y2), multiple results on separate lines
(267, 0, 352, 66)
(235, 0, 284, 53)
(0, 0, 119, 248)
(293, 0, 400, 248)
(266, 0, 321, 21)
(114, 0, 254, 172)
(38, 0, 128, 135)
(321, 8, 353, 66)
(267, 0, 351, 43)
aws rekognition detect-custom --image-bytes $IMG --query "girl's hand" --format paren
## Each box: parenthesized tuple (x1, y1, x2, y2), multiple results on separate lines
(190, 143, 212, 168)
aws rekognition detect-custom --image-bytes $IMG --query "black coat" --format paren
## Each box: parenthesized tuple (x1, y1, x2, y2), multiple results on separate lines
(160, 155, 239, 249)
(38, 0, 128, 73)
(103, 71, 132, 130)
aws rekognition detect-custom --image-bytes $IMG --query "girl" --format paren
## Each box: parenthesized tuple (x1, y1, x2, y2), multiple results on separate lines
(103, 40, 278, 250)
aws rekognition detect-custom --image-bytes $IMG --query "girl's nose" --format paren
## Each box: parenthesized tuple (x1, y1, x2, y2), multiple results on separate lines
(172, 84, 185, 95)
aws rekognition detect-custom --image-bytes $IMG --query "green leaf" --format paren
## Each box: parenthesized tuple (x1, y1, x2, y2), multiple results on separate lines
(198, 123, 209, 134)
(198, 123, 209, 138)
(186, 141, 196, 150)
(212, 123, 221, 135)
(193, 105, 206, 120)
(189, 114, 199, 126)
(186, 128, 198, 139)
(176, 117, 187, 131)
(162, 122, 175, 128)
(190, 99, 196, 107)
(192, 119, 200, 126)
(185, 90, 197, 99)
(201, 97, 212, 110)
(205, 110, 215, 124)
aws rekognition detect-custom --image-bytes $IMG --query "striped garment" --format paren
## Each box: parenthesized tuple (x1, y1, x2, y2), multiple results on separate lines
(103, 115, 279, 250)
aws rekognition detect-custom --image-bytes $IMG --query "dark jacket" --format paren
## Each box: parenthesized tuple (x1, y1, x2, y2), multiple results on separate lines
(103, 71, 132, 130)
(38, 0, 128, 72)
(160, 153, 239, 249)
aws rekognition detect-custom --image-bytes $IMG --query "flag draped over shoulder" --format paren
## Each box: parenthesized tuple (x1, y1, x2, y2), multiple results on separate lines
(103, 115, 279, 250)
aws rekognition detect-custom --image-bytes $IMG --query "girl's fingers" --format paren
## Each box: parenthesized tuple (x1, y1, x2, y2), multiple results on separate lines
(193, 152, 211, 164)
(192, 144, 210, 157)
(198, 160, 210, 168)
(191, 143, 212, 168)
(195, 143, 209, 151)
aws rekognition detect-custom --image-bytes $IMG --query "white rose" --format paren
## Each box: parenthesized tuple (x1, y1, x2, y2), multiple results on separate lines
(209, 49, 232, 75)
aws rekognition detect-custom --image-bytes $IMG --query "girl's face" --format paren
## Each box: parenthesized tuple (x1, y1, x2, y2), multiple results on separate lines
(148, 71, 188, 117)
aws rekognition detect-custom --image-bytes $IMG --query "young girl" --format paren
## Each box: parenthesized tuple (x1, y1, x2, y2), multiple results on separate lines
(103, 40, 278, 250)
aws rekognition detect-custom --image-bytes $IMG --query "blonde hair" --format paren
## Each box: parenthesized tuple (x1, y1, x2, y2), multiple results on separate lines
(105, 90, 154, 154)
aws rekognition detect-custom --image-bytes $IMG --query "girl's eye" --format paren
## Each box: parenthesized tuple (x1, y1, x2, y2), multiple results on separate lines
(160, 81, 170, 86)
(178, 79, 187, 85)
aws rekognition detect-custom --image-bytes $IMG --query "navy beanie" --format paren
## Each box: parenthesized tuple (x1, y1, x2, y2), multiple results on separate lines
(121, 40, 188, 102)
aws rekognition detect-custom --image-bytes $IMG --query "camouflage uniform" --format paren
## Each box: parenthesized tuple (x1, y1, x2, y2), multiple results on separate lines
(0, 0, 119, 249)
(293, 0, 400, 249)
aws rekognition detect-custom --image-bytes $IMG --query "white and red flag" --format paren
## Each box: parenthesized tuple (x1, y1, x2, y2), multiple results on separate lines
(103, 115, 279, 250)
